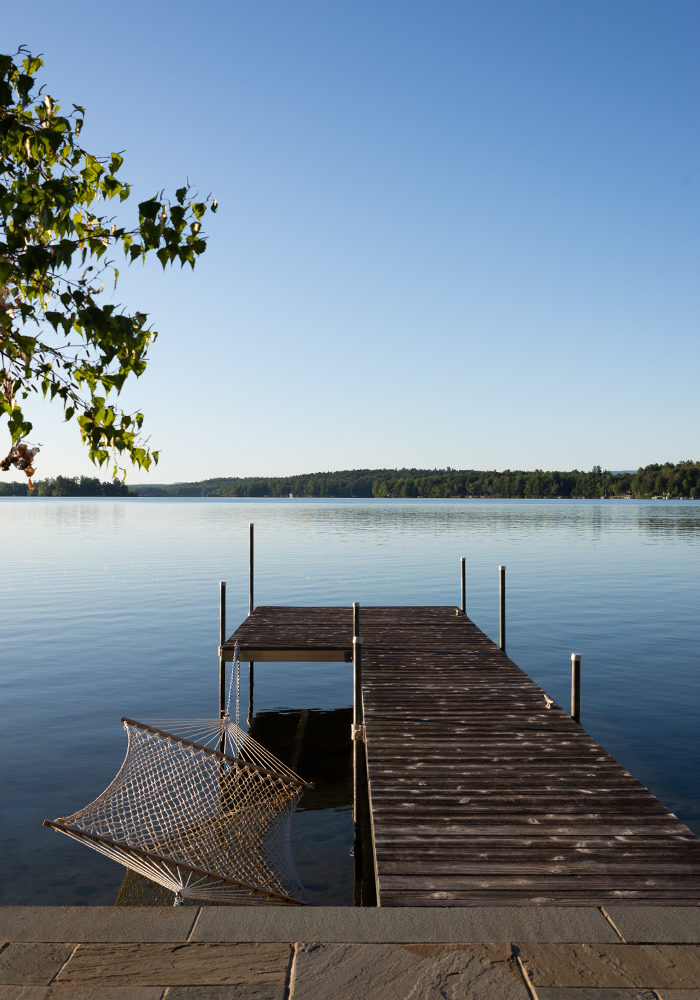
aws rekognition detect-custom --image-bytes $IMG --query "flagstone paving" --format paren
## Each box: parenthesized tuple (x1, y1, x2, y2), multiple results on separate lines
(1, 905, 699, 999)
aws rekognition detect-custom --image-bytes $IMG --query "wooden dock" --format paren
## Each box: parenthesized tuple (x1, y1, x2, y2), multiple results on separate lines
(226, 605, 700, 906)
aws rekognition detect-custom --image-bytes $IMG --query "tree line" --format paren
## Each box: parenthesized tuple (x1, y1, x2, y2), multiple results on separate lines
(0, 476, 130, 496)
(134, 461, 700, 500)
(2, 462, 697, 500)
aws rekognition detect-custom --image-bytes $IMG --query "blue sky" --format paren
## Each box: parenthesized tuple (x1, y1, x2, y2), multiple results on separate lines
(3, 1, 699, 481)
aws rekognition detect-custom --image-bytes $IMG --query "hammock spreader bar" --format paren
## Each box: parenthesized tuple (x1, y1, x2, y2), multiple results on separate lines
(121, 717, 312, 790)
(42, 819, 303, 905)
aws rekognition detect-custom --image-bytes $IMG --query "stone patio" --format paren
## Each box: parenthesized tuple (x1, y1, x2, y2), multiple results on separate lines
(1, 905, 699, 999)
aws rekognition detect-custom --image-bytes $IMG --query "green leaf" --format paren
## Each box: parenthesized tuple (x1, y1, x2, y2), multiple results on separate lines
(138, 197, 160, 222)
(101, 175, 121, 198)
(0, 259, 13, 286)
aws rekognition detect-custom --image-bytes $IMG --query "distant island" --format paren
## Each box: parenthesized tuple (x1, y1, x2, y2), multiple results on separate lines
(1, 461, 698, 499)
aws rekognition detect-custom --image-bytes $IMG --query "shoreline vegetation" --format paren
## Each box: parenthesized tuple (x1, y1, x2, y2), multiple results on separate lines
(1, 461, 699, 499)
(0, 476, 130, 497)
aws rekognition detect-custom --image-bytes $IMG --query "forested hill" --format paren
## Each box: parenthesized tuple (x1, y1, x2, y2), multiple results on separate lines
(133, 461, 700, 500)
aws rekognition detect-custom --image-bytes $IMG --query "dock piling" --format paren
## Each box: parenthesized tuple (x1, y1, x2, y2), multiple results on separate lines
(218, 581, 226, 752)
(248, 523, 255, 726)
(460, 557, 466, 615)
(499, 565, 506, 653)
(571, 652, 581, 722)
(218, 581, 226, 717)
(249, 523, 254, 613)
(352, 635, 364, 900)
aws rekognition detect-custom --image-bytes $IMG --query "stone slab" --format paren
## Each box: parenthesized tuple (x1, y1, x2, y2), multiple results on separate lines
(536, 990, 658, 999)
(192, 905, 617, 942)
(0, 908, 197, 943)
(0, 944, 75, 986)
(520, 944, 700, 989)
(0, 988, 164, 999)
(165, 988, 286, 999)
(289, 942, 529, 999)
(55, 942, 290, 988)
(605, 907, 700, 943)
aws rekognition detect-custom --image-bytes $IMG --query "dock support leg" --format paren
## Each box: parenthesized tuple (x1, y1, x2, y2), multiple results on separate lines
(249, 522, 254, 612)
(247, 666, 254, 727)
(571, 652, 581, 722)
(352, 635, 364, 904)
(460, 557, 466, 615)
(218, 581, 226, 752)
(248, 523, 254, 726)
(499, 565, 506, 653)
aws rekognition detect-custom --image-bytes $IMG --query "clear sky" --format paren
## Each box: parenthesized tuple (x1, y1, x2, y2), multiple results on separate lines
(3, 0, 699, 482)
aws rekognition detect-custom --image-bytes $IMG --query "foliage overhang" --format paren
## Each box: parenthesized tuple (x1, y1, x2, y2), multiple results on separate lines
(0, 47, 216, 485)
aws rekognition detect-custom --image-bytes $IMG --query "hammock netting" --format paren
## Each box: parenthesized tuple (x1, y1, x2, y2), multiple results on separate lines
(44, 716, 310, 905)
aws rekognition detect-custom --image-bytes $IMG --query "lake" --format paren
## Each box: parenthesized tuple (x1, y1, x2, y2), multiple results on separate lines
(1, 497, 699, 905)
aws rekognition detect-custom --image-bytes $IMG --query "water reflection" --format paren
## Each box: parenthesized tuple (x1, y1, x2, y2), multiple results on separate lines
(250, 708, 353, 904)
(272, 498, 700, 542)
(633, 510, 700, 538)
(249, 709, 352, 812)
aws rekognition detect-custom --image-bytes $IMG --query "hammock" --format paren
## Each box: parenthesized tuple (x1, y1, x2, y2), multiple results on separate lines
(44, 645, 310, 905)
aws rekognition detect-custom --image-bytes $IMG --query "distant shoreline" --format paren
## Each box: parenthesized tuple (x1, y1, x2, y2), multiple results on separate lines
(1, 461, 698, 500)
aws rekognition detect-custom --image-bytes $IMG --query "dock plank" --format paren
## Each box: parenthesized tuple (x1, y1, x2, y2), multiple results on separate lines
(228, 605, 700, 906)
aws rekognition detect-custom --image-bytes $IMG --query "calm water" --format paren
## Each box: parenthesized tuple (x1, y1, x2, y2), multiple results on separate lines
(1, 497, 699, 904)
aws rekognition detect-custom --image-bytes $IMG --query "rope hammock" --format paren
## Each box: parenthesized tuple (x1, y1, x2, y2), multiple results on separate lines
(44, 644, 310, 905)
